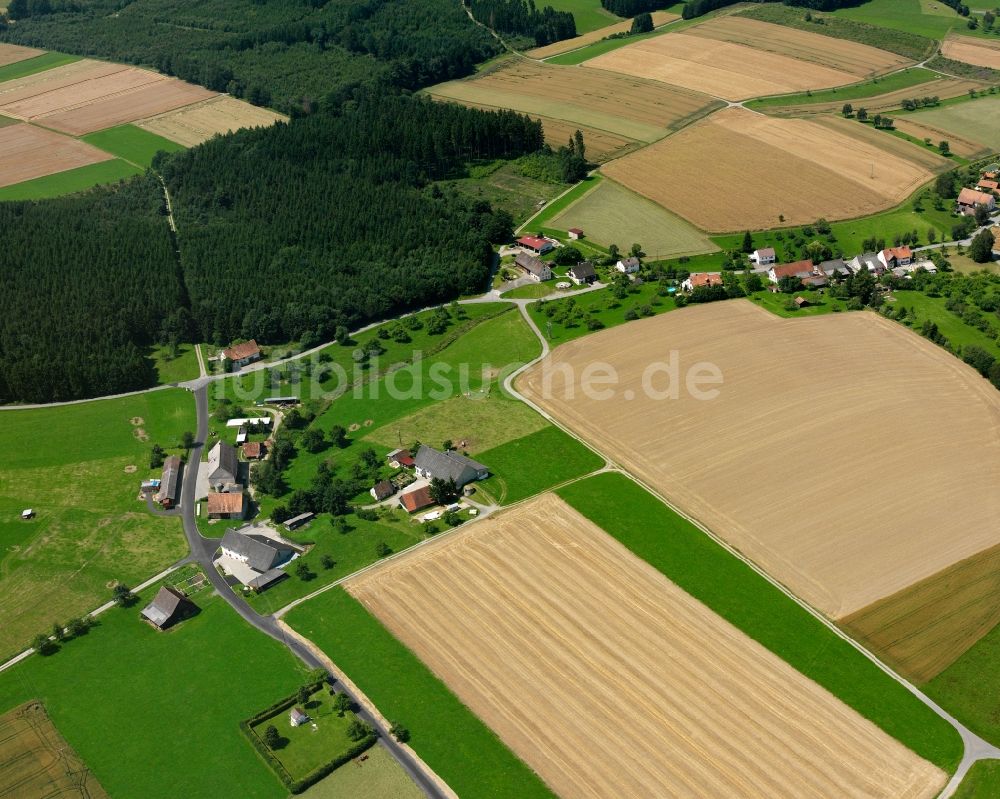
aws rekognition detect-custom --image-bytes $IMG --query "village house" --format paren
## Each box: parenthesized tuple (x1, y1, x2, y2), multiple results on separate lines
(801, 275, 828, 288)
(681, 272, 723, 292)
(207, 491, 246, 520)
(414, 445, 489, 487)
(616, 256, 641, 274)
(155, 455, 181, 509)
(399, 485, 434, 513)
(242, 441, 264, 460)
(976, 178, 998, 194)
(516, 235, 554, 254)
(892, 259, 937, 278)
(515, 252, 552, 282)
(957, 187, 996, 216)
(567, 228, 584, 240)
(140, 585, 196, 631)
(222, 340, 261, 369)
(749, 247, 776, 266)
(848, 252, 884, 276)
(218, 525, 296, 592)
(370, 479, 395, 502)
(290, 707, 309, 727)
(878, 246, 912, 269)
(567, 261, 597, 285)
(386, 448, 415, 468)
(817, 259, 851, 278)
(207, 441, 239, 489)
(767, 260, 815, 284)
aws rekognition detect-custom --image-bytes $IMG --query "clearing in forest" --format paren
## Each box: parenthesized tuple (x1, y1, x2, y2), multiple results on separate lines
(941, 35, 1000, 70)
(348, 493, 946, 799)
(137, 95, 287, 147)
(601, 107, 943, 231)
(519, 301, 1000, 619)
(0, 123, 112, 188)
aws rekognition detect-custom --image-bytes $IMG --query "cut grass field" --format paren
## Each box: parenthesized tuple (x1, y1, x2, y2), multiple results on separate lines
(527, 9, 679, 58)
(148, 342, 201, 384)
(0, 584, 308, 799)
(137, 95, 286, 148)
(346, 492, 946, 798)
(82, 124, 184, 168)
(953, 760, 1000, 798)
(0, 158, 142, 200)
(286, 587, 557, 799)
(540, 0, 620, 34)
(0, 51, 79, 83)
(0, 701, 108, 799)
(901, 94, 1000, 153)
(446, 160, 568, 223)
(0, 390, 192, 658)
(555, 473, 964, 771)
(296, 745, 423, 799)
(548, 176, 717, 258)
(831, 0, 969, 40)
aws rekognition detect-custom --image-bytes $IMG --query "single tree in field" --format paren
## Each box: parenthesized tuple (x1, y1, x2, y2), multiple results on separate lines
(841, 102, 853, 117)
(112, 583, 135, 607)
(149, 443, 166, 469)
(375, 541, 392, 558)
(939, 140, 950, 156)
(180, 431, 195, 450)
(333, 692, 352, 716)
(320, 554, 336, 569)
(263, 725, 280, 749)
(573, 129, 586, 162)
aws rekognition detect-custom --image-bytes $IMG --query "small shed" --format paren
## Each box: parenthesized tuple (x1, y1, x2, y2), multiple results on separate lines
(290, 707, 309, 727)
(794, 296, 810, 308)
(567, 227, 584, 240)
(140, 585, 197, 630)
(21, 508, 35, 520)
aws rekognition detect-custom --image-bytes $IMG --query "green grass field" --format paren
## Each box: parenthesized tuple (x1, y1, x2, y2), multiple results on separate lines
(0, 159, 142, 200)
(82, 125, 185, 168)
(520, 174, 601, 233)
(0, 582, 308, 799)
(543, 0, 620, 33)
(0, 390, 193, 659)
(448, 160, 566, 225)
(555, 473, 964, 771)
(747, 289, 851, 317)
(903, 95, 1000, 151)
(474, 425, 604, 504)
(548, 177, 718, 259)
(286, 588, 556, 799)
(297, 745, 423, 799)
(502, 282, 562, 299)
(544, 2, 686, 64)
(148, 343, 200, 384)
(0, 51, 80, 83)
(954, 760, 1000, 798)
(745, 68, 944, 111)
(891, 289, 1000, 356)
(833, 0, 969, 39)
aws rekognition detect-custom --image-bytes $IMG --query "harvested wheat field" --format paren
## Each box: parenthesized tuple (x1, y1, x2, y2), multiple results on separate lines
(0, 43, 43, 67)
(349, 493, 945, 799)
(520, 301, 1000, 619)
(892, 116, 988, 158)
(527, 10, 678, 58)
(941, 35, 1000, 70)
(0, 59, 125, 105)
(585, 30, 860, 100)
(137, 95, 286, 147)
(842, 543, 1000, 683)
(602, 107, 940, 231)
(427, 57, 722, 143)
(0, 701, 108, 799)
(0, 123, 111, 188)
(765, 76, 984, 117)
(687, 17, 908, 78)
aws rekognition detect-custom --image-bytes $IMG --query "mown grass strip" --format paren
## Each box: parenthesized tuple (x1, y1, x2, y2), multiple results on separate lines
(746, 67, 943, 111)
(0, 51, 80, 83)
(0, 159, 142, 200)
(556, 472, 964, 772)
(83, 124, 185, 168)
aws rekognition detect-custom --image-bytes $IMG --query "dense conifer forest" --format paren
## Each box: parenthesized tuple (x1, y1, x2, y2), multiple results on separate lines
(466, 0, 576, 46)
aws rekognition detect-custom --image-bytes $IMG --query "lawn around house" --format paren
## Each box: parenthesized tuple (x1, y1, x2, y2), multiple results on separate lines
(0, 583, 308, 799)
(555, 473, 964, 772)
(285, 588, 557, 799)
(0, 390, 194, 659)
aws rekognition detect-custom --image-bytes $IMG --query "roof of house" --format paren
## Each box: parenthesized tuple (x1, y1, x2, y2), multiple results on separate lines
(619, 256, 641, 268)
(568, 261, 596, 279)
(414, 445, 488, 484)
(207, 491, 245, 515)
(568, 227, 584, 235)
(754, 247, 775, 258)
(853, 252, 882, 269)
(387, 448, 415, 467)
(770, 260, 815, 279)
(801, 275, 828, 287)
(208, 441, 239, 482)
(220, 528, 291, 572)
(515, 251, 548, 278)
(882, 246, 912, 262)
(978, 179, 999, 191)
(141, 585, 191, 628)
(959, 187, 995, 206)
(223, 339, 260, 361)
(400, 485, 434, 513)
(516, 235, 549, 250)
(290, 707, 309, 723)
(371, 479, 395, 500)
(156, 456, 181, 502)
(687, 272, 723, 288)
(242, 441, 262, 458)
(247, 568, 286, 591)
(818, 259, 849, 275)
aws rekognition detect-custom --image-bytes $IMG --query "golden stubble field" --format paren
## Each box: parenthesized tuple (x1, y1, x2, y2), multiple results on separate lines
(519, 302, 1000, 619)
(941, 34, 1000, 69)
(0, 123, 112, 187)
(601, 107, 942, 231)
(348, 494, 945, 799)
(138, 95, 287, 147)
(0, 43, 43, 67)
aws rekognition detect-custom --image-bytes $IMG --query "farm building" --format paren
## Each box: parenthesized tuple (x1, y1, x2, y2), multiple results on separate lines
(217, 525, 296, 592)
(371, 480, 395, 501)
(400, 485, 435, 513)
(414, 445, 489, 486)
(750, 247, 776, 266)
(616, 257, 640, 274)
(290, 707, 309, 727)
(516, 235, 554, 254)
(283, 512, 315, 531)
(387, 448, 415, 468)
(767, 260, 815, 284)
(878, 247, 912, 269)
(242, 441, 264, 460)
(976, 178, 998, 193)
(848, 252, 885, 276)
(155, 456, 181, 508)
(515, 252, 552, 282)
(222, 339, 261, 368)
(818, 259, 851, 278)
(140, 585, 196, 631)
(568, 228, 584, 240)
(794, 296, 810, 308)
(206, 490, 246, 520)
(226, 417, 271, 428)
(567, 261, 597, 285)
(681, 273, 723, 292)
(801, 275, 828, 288)
(207, 441, 239, 487)
(957, 187, 996, 215)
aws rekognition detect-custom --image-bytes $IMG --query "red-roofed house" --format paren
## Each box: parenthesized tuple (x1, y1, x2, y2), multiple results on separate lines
(958, 187, 996, 215)
(976, 179, 999, 193)
(680, 272, 723, 292)
(516, 235, 554, 254)
(767, 260, 815, 284)
(387, 448, 415, 468)
(878, 246, 912, 269)
(399, 485, 434, 513)
(223, 340, 261, 368)
(207, 491, 246, 520)
(242, 441, 264, 460)
(568, 228, 584, 240)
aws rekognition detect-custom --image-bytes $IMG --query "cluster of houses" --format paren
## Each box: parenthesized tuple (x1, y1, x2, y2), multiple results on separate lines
(513, 235, 638, 287)
(204, 441, 248, 520)
(957, 170, 999, 216)
(369, 445, 488, 516)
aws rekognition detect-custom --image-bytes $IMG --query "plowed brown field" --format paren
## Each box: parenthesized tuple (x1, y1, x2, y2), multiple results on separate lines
(527, 10, 678, 59)
(0, 43, 44, 67)
(601, 107, 941, 231)
(0, 123, 112, 187)
(349, 494, 946, 799)
(137, 95, 286, 146)
(941, 35, 1000, 70)
(519, 302, 1000, 619)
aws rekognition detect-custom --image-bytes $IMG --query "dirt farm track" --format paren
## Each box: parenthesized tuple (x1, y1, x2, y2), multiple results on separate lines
(520, 301, 1000, 619)
(349, 494, 945, 799)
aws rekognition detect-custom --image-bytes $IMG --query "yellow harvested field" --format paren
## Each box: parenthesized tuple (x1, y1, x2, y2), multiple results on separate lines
(137, 95, 287, 147)
(892, 117, 988, 158)
(689, 16, 908, 78)
(601, 107, 941, 231)
(766, 76, 985, 116)
(527, 10, 678, 59)
(0, 123, 112, 188)
(813, 114, 949, 172)
(0, 59, 125, 105)
(0, 43, 43, 67)
(585, 31, 860, 101)
(519, 302, 1000, 619)
(941, 35, 1000, 70)
(427, 57, 722, 143)
(349, 494, 946, 799)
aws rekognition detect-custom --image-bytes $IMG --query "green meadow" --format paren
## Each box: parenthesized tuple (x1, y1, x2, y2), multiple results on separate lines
(83, 124, 185, 168)
(0, 159, 142, 200)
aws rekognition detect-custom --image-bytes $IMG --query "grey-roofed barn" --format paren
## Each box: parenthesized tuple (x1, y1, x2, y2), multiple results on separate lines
(155, 455, 181, 508)
(207, 441, 239, 486)
(220, 527, 293, 572)
(140, 585, 196, 630)
(414, 445, 488, 487)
